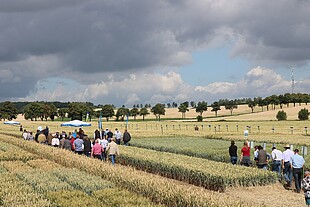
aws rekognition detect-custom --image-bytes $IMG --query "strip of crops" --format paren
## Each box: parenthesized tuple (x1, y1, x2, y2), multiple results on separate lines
(0, 135, 251, 207)
(0, 140, 37, 162)
(0, 164, 54, 207)
(0, 159, 160, 207)
(118, 146, 277, 191)
(130, 137, 234, 162)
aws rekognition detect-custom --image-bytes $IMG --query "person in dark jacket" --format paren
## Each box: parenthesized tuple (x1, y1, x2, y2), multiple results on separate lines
(83, 136, 92, 157)
(63, 137, 72, 150)
(229, 140, 238, 164)
(123, 129, 131, 146)
(257, 145, 268, 170)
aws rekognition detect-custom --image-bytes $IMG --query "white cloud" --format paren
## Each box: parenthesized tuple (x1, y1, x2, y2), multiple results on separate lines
(22, 67, 310, 106)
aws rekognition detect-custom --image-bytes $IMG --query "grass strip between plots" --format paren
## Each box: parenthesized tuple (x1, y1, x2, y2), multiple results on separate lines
(118, 146, 277, 192)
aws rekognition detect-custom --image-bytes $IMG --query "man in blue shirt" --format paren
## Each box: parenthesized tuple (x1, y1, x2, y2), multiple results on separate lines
(291, 149, 305, 193)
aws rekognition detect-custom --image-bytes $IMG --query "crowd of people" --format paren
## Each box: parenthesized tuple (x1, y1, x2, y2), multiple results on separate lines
(21, 126, 131, 165)
(229, 140, 310, 205)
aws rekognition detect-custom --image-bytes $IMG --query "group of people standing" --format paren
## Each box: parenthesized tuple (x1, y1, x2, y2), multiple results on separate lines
(229, 140, 310, 205)
(22, 127, 131, 165)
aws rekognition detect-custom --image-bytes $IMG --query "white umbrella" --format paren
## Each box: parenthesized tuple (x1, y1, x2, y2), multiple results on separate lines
(60, 120, 91, 127)
(4, 120, 20, 125)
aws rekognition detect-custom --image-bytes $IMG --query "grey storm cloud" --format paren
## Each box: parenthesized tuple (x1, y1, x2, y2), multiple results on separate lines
(0, 0, 310, 101)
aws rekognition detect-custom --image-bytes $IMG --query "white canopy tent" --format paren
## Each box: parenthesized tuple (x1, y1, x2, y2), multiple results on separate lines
(4, 120, 20, 125)
(60, 120, 91, 127)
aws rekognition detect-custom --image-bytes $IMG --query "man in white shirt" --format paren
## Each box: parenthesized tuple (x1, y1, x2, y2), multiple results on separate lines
(51, 136, 60, 147)
(114, 128, 122, 145)
(282, 144, 294, 187)
(22, 129, 28, 140)
(271, 147, 283, 179)
(100, 137, 109, 161)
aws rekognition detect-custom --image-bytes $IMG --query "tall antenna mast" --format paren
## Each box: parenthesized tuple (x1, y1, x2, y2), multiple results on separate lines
(291, 67, 295, 94)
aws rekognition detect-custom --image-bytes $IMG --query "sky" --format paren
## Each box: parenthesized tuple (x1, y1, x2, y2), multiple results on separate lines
(1, 0, 310, 107)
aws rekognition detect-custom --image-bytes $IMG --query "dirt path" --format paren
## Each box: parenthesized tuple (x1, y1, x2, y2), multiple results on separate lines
(226, 183, 305, 207)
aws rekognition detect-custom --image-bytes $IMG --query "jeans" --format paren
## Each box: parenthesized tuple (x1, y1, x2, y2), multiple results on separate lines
(230, 156, 237, 165)
(283, 162, 292, 186)
(109, 154, 116, 165)
(258, 164, 268, 170)
(293, 168, 302, 193)
(116, 139, 121, 145)
(272, 160, 282, 178)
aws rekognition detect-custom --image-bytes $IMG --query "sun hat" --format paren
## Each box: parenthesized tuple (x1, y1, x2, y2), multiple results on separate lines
(284, 144, 290, 148)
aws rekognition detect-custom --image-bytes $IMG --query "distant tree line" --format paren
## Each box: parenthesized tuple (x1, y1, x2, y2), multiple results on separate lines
(0, 93, 310, 122)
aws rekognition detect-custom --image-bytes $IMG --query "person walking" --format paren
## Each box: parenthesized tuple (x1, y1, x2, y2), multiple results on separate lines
(291, 149, 305, 193)
(63, 136, 72, 151)
(282, 144, 294, 188)
(229, 140, 238, 165)
(92, 139, 103, 160)
(106, 138, 119, 165)
(271, 146, 283, 179)
(100, 137, 108, 161)
(240, 141, 251, 167)
(123, 129, 131, 146)
(114, 128, 122, 145)
(73, 135, 84, 155)
(301, 171, 310, 206)
(83, 136, 92, 157)
(257, 145, 268, 170)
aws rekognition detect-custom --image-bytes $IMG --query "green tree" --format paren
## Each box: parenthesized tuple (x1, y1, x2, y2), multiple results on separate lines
(130, 107, 139, 121)
(67, 102, 91, 121)
(195, 101, 208, 116)
(41, 103, 57, 121)
(23, 102, 43, 121)
(151, 103, 165, 121)
(190, 101, 196, 108)
(115, 107, 130, 121)
(298, 108, 310, 120)
(58, 108, 68, 121)
(0, 101, 19, 120)
(224, 100, 238, 115)
(139, 108, 149, 121)
(247, 99, 256, 113)
(211, 101, 221, 117)
(276, 110, 287, 121)
(178, 103, 189, 119)
(101, 104, 115, 121)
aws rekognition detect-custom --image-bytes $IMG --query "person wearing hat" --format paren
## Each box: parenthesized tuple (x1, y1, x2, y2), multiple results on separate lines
(282, 144, 294, 188)
(302, 171, 310, 206)
(291, 149, 305, 193)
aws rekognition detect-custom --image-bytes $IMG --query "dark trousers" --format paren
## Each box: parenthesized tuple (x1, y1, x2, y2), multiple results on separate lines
(293, 168, 303, 193)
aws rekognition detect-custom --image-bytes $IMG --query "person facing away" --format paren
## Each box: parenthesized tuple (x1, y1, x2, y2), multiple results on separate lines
(63, 136, 72, 151)
(83, 136, 92, 157)
(114, 128, 122, 145)
(106, 138, 119, 165)
(100, 137, 109, 161)
(123, 129, 131, 146)
(291, 148, 305, 193)
(271, 146, 283, 179)
(257, 145, 268, 170)
(92, 139, 103, 160)
(240, 141, 251, 167)
(107, 130, 113, 142)
(301, 171, 310, 206)
(94, 129, 100, 139)
(73, 135, 84, 155)
(229, 140, 238, 165)
(282, 144, 294, 188)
